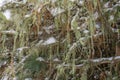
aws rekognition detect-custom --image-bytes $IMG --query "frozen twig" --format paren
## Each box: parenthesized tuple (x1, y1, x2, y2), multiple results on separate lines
(60, 56, 120, 69)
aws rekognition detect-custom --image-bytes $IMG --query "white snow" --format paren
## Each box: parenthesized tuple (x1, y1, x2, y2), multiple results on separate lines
(91, 56, 120, 63)
(23, 0, 27, 4)
(38, 31, 43, 35)
(1, 29, 17, 35)
(105, 8, 113, 12)
(80, 17, 87, 20)
(79, 1, 84, 5)
(70, 0, 75, 2)
(45, 77, 49, 80)
(36, 57, 45, 62)
(50, 7, 65, 16)
(3, 10, 11, 20)
(109, 15, 114, 21)
(0, 0, 26, 7)
(17, 47, 29, 52)
(104, 1, 110, 8)
(94, 12, 99, 19)
(83, 30, 89, 34)
(42, 37, 57, 45)
(1, 75, 9, 80)
(95, 24, 100, 29)
(76, 64, 84, 67)
(24, 14, 32, 18)
(25, 78, 32, 80)
(0, 0, 6, 7)
(112, 28, 118, 32)
(115, 56, 120, 60)
(37, 7, 42, 13)
(51, 0, 57, 3)
(80, 37, 86, 41)
(13, 77, 18, 80)
(53, 58, 60, 62)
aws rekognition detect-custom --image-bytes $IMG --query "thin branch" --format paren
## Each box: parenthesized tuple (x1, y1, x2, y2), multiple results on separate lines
(60, 56, 120, 69)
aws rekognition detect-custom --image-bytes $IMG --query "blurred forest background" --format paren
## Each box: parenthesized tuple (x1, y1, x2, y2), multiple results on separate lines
(0, 0, 120, 80)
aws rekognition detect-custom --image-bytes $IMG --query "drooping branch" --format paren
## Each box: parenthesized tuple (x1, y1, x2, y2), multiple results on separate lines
(60, 56, 120, 69)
